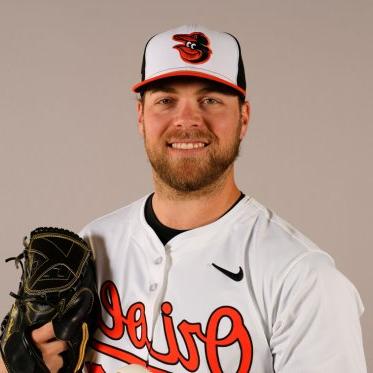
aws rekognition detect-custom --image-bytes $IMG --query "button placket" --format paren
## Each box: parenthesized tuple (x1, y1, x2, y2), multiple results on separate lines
(148, 253, 165, 294)
(154, 256, 163, 265)
(149, 283, 158, 292)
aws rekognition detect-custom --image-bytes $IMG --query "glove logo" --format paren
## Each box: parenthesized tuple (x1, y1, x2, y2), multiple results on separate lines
(172, 32, 212, 64)
(40, 264, 71, 280)
(27, 234, 89, 293)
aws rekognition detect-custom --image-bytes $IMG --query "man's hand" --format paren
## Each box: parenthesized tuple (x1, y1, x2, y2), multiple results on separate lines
(31, 322, 67, 373)
(0, 321, 67, 373)
(0, 227, 97, 373)
(0, 356, 7, 373)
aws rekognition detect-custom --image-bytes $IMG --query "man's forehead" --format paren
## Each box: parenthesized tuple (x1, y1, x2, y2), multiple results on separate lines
(144, 77, 238, 96)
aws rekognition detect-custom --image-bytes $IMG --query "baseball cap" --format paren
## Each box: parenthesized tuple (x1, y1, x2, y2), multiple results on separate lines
(132, 25, 246, 97)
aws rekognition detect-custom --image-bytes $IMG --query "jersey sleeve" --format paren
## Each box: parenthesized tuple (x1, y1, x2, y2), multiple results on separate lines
(269, 252, 367, 372)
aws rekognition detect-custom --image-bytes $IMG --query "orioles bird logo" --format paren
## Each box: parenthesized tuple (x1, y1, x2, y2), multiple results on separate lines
(172, 32, 212, 64)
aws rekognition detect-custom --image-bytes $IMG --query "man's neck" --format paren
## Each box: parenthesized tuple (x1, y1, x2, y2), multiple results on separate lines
(151, 168, 242, 230)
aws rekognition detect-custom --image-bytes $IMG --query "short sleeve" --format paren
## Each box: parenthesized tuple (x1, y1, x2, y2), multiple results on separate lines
(270, 252, 366, 372)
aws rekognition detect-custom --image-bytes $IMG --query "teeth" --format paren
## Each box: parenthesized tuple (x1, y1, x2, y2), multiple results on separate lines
(171, 142, 206, 149)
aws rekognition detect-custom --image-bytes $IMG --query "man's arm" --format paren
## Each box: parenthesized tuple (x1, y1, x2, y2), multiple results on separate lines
(270, 253, 366, 372)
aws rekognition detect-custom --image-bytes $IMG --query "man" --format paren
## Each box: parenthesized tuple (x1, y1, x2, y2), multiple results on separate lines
(0, 25, 367, 372)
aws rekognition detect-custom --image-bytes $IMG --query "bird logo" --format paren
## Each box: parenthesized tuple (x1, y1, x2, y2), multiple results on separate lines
(172, 32, 212, 64)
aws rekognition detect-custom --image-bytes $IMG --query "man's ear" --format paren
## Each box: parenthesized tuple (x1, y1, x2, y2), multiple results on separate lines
(239, 100, 250, 140)
(137, 100, 144, 137)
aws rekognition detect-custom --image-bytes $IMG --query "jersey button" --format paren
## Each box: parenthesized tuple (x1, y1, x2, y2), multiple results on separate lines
(154, 257, 163, 265)
(149, 283, 158, 292)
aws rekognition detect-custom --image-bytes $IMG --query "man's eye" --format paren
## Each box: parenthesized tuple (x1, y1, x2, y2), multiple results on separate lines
(156, 98, 173, 105)
(201, 98, 219, 105)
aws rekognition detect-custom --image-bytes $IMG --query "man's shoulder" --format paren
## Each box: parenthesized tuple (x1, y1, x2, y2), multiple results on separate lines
(244, 197, 335, 276)
(79, 194, 149, 236)
(244, 198, 364, 317)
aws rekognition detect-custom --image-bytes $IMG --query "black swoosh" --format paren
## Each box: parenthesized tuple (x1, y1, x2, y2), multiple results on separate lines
(212, 263, 244, 281)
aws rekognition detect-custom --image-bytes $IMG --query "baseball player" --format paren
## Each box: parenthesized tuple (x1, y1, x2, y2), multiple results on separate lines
(0, 25, 367, 372)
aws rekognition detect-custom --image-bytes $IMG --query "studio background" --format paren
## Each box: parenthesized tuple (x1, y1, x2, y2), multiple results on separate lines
(1, 0, 372, 369)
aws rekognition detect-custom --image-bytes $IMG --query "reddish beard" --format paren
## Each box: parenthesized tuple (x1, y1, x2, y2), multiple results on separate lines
(143, 126, 242, 192)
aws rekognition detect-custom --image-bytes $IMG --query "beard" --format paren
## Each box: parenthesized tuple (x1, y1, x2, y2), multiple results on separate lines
(143, 125, 242, 193)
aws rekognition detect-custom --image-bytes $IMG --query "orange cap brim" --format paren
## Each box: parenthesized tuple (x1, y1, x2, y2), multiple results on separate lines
(132, 70, 246, 97)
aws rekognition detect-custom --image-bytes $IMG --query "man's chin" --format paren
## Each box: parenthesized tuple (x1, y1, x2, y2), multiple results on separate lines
(155, 165, 231, 193)
(159, 173, 209, 192)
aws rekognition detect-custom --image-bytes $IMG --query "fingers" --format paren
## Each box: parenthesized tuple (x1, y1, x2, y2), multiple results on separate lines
(31, 321, 68, 373)
(0, 356, 7, 373)
(44, 354, 64, 373)
(31, 321, 55, 343)
(38, 339, 68, 356)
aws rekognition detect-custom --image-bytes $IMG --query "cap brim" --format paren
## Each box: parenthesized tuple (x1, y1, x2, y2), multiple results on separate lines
(132, 71, 246, 97)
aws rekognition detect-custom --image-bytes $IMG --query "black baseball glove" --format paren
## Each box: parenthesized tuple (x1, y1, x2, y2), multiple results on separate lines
(0, 227, 98, 373)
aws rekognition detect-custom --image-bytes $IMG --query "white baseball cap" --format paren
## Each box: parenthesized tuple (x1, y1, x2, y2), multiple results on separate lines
(132, 25, 246, 97)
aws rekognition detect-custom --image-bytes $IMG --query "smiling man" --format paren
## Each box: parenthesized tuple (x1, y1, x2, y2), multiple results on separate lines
(0, 25, 366, 373)
(137, 77, 249, 232)
(139, 79, 246, 194)
(79, 25, 366, 372)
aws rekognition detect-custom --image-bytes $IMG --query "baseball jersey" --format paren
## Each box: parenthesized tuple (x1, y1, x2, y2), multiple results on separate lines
(80, 194, 366, 373)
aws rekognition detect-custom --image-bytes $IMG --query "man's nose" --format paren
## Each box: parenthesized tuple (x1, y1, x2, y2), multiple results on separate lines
(173, 101, 202, 128)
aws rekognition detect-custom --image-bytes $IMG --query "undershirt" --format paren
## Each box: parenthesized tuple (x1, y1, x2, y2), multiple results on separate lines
(144, 192, 245, 245)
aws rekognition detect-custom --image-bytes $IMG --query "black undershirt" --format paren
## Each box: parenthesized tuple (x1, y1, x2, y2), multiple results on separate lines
(144, 192, 245, 245)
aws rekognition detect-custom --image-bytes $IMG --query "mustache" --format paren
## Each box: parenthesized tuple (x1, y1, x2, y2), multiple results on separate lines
(165, 129, 216, 143)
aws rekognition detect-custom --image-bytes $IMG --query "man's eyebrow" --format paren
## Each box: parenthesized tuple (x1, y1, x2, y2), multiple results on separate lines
(197, 86, 227, 94)
(198, 84, 230, 96)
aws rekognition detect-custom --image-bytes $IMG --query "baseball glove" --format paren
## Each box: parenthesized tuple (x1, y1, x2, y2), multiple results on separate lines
(0, 227, 98, 373)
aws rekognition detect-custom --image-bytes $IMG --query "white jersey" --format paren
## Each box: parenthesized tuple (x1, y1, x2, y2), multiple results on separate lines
(80, 195, 366, 373)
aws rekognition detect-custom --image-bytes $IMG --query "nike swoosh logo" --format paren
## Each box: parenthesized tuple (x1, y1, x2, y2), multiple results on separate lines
(212, 263, 244, 281)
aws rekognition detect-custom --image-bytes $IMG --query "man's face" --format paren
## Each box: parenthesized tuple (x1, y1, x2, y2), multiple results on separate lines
(137, 78, 249, 192)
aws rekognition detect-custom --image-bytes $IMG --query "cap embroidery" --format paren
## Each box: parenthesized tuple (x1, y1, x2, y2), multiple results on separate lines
(172, 32, 212, 64)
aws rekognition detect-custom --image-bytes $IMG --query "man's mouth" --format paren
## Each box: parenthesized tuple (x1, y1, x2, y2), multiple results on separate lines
(169, 142, 207, 150)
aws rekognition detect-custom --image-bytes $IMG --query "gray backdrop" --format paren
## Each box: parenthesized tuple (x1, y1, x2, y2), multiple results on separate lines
(1, 0, 372, 369)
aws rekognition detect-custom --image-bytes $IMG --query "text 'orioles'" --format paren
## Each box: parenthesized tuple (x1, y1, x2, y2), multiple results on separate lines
(97, 281, 253, 372)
